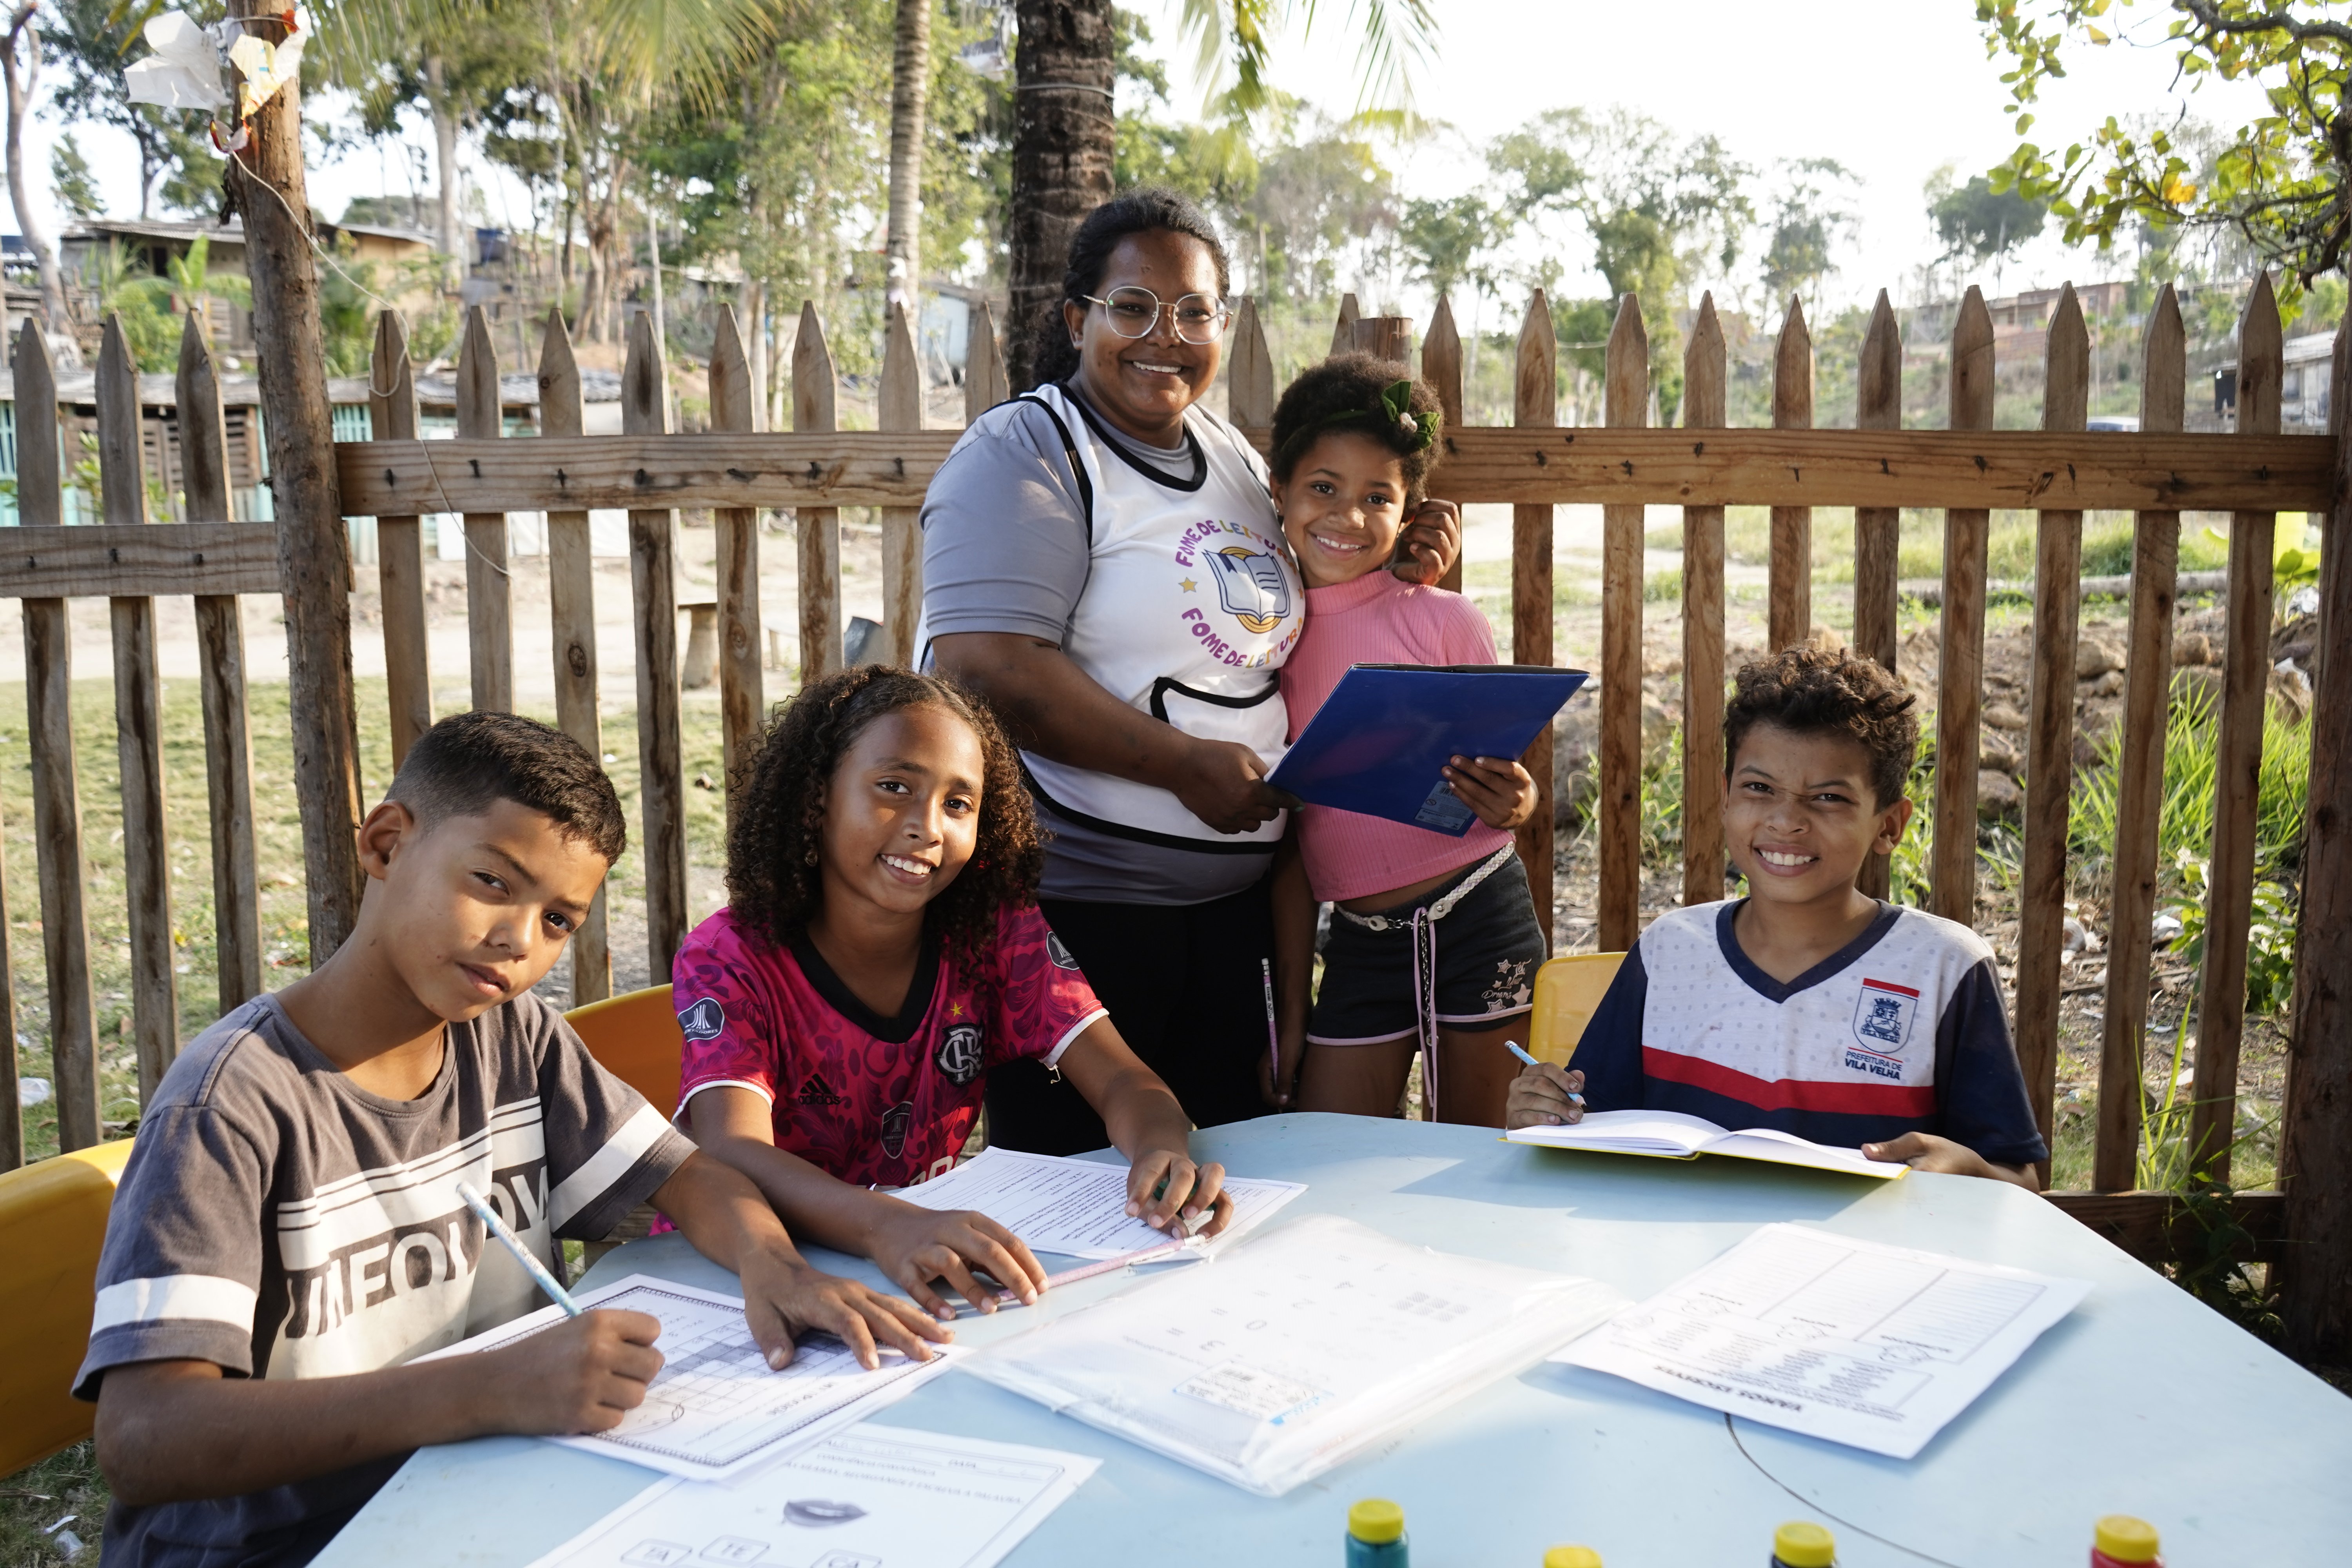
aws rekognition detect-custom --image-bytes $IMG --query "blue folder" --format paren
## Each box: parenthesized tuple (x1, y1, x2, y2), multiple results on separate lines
(1268, 664, 1590, 836)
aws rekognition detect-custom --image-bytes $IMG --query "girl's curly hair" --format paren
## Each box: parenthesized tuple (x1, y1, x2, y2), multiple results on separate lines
(726, 666, 1044, 970)
(1268, 353, 1445, 504)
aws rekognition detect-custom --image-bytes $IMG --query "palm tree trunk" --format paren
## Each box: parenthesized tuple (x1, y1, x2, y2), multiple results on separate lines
(3, 7, 66, 330)
(1006, 0, 1115, 391)
(885, 0, 931, 315)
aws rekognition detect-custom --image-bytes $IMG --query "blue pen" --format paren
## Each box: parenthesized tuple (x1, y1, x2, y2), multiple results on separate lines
(1502, 1039, 1584, 1105)
(457, 1178, 583, 1317)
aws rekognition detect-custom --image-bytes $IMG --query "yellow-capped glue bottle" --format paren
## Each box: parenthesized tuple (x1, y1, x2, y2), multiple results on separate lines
(1345, 1499, 1408, 1568)
(1543, 1548, 1602, 1568)
(2090, 1516, 2162, 1567)
(1771, 1522, 1836, 1568)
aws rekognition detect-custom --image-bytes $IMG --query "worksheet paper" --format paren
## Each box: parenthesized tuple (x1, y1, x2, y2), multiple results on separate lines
(425, 1275, 961, 1480)
(970, 1214, 1624, 1495)
(1554, 1223, 2091, 1459)
(893, 1146, 1306, 1258)
(521, 1424, 1100, 1568)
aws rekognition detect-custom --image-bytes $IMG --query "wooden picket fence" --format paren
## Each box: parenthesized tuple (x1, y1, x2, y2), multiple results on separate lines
(6, 281, 2349, 1321)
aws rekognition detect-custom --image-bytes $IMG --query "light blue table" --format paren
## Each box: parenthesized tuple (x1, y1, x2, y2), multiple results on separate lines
(317, 1114, 2352, 1567)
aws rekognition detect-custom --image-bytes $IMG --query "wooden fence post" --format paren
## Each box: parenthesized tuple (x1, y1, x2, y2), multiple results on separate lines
(626, 309, 690, 979)
(709, 305, 765, 797)
(2190, 273, 2283, 1182)
(1421, 296, 1466, 597)
(2016, 284, 2090, 1177)
(1228, 298, 1274, 428)
(372, 312, 432, 764)
(1681, 294, 1727, 908)
(12, 320, 99, 1151)
(1330, 292, 1361, 356)
(1599, 292, 1649, 953)
(1350, 316, 1413, 363)
(1769, 297, 1813, 651)
(2279, 312, 2352, 1361)
(98, 314, 180, 1103)
(0, 795, 15, 1167)
(1854, 291, 1903, 901)
(539, 312, 610, 1005)
(1932, 287, 1995, 925)
(1516, 291, 1560, 949)
(880, 302, 924, 668)
(965, 301, 1008, 422)
(2097, 286, 2187, 1193)
(458, 307, 514, 712)
(227, 0, 361, 961)
(178, 312, 263, 1014)
(793, 302, 842, 685)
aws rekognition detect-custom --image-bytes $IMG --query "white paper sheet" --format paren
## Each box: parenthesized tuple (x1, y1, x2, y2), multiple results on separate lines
(1553, 1223, 2090, 1458)
(422, 1274, 961, 1479)
(969, 1214, 1624, 1495)
(521, 1424, 1100, 1568)
(893, 1146, 1306, 1258)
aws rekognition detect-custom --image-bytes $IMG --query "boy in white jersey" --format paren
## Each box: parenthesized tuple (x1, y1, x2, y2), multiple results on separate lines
(77, 713, 949, 1568)
(1506, 646, 2046, 1187)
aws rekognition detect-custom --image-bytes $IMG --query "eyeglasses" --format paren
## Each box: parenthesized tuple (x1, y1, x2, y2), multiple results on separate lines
(1081, 287, 1232, 343)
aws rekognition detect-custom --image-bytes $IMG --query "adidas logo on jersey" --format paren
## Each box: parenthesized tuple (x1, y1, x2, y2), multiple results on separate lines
(795, 1072, 849, 1107)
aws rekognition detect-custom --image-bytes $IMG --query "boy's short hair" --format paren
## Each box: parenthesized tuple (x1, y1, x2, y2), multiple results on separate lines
(386, 710, 626, 863)
(1725, 645, 1919, 809)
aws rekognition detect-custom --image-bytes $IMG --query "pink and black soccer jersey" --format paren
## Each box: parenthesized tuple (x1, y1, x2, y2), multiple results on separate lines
(1572, 899, 2047, 1165)
(671, 904, 1108, 1188)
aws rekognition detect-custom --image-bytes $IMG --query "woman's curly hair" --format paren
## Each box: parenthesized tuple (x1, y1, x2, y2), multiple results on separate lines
(1724, 644, 1920, 809)
(1268, 353, 1445, 505)
(726, 666, 1044, 969)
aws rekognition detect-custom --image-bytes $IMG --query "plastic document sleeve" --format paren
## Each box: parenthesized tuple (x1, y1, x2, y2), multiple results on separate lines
(964, 1214, 1624, 1496)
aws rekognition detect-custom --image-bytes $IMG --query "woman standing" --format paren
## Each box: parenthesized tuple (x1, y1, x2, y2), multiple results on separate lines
(920, 187, 1456, 1153)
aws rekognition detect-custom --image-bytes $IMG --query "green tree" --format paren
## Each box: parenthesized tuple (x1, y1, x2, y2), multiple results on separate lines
(1981, 0, 2352, 282)
(1762, 157, 1858, 303)
(1401, 193, 1507, 304)
(1927, 167, 2048, 267)
(51, 130, 104, 219)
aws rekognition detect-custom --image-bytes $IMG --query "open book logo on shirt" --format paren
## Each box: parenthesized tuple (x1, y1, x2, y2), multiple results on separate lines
(1206, 543, 1290, 634)
(1850, 979, 1920, 1063)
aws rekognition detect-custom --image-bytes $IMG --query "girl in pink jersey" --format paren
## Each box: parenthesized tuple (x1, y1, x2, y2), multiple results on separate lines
(1269, 357, 1547, 1127)
(671, 666, 1231, 1320)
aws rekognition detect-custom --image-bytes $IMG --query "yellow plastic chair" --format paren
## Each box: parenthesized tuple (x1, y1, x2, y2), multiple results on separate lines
(1524, 952, 1628, 1068)
(0, 1139, 137, 1474)
(566, 984, 684, 1117)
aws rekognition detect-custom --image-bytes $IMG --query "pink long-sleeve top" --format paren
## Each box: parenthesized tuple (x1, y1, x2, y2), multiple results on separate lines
(1280, 570, 1516, 903)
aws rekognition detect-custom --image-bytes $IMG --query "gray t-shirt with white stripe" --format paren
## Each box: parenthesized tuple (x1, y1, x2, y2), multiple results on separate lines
(76, 989, 693, 1568)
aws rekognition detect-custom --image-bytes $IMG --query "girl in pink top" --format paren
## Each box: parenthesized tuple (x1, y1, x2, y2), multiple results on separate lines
(1269, 357, 1547, 1127)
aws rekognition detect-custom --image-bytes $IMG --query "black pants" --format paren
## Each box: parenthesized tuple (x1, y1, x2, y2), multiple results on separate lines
(984, 877, 1276, 1154)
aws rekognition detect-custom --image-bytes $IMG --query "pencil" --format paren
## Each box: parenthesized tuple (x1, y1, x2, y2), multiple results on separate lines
(457, 1178, 583, 1317)
(1501, 1039, 1584, 1105)
(1261, 957, 1281, 1099)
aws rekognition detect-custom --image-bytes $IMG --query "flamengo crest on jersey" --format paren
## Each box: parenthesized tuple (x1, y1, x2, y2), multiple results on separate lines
(1635, 900, 1992, 1118)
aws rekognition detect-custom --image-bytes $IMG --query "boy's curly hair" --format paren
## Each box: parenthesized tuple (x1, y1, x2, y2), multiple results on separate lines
(726, 666, 1044, 966)
(1268, 353, 1445, 504)
(1725, 645, 1920, 809)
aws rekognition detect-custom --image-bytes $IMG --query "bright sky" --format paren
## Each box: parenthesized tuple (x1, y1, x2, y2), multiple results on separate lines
(24, 0, 2272, 316)
(1130, 0, 2275, 316)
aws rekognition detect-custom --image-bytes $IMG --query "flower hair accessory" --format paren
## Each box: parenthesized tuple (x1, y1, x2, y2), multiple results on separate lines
(1272, 378, 1441, 472)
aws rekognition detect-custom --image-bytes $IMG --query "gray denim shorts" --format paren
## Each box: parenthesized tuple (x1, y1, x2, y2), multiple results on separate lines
(1306, 852, 1546, 1045)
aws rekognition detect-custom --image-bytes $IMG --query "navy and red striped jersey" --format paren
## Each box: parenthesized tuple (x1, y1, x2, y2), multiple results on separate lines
(1572, 900, 2048, 1166)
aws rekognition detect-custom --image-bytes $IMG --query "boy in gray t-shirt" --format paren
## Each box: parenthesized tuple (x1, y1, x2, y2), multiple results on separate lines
(76, 713, 951, 1568)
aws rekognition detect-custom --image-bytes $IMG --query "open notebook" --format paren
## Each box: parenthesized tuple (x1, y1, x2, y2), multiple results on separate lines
(1504, 1109, 1908, 1180)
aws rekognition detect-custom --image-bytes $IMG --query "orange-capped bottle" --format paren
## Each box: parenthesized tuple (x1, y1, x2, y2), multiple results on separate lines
(2091, 1516, 2161, 1567)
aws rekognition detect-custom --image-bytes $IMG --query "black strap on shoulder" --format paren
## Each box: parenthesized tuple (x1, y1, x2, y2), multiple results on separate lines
(1014, 390, 1093, 534)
